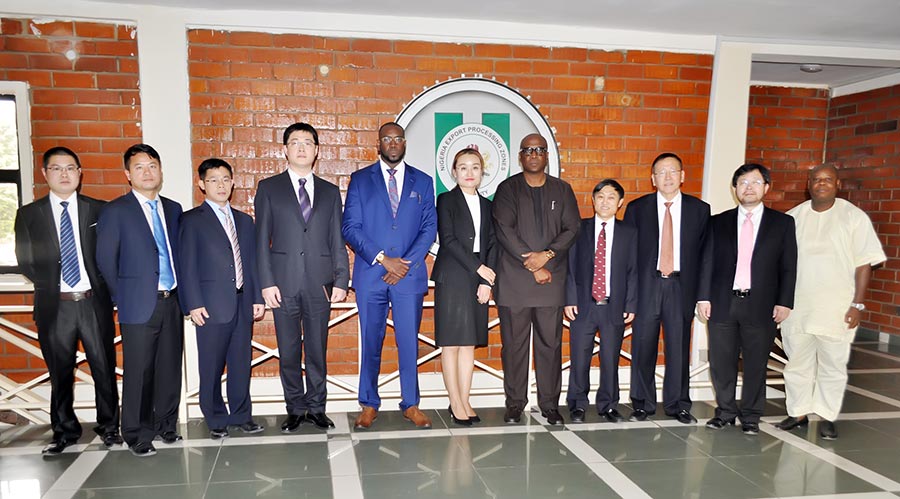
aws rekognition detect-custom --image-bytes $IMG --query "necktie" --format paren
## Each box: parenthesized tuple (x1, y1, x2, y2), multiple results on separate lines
(592, 221, 607, 302)
(660, 201, 674, 275)
(221, 206, 244, 290)
(388, 168, 399, 217)
(298, 178, 312, 223)
(734, 212, 754, 289)
(148, 200, 175, 290)
(59, 201, 81, 287)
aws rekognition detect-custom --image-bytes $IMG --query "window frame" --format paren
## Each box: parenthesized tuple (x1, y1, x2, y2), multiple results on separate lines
(0, 81, 35, 275)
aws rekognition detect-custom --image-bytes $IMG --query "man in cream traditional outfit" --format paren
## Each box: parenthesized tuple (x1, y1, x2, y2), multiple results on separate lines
(775, 164, 886, 440)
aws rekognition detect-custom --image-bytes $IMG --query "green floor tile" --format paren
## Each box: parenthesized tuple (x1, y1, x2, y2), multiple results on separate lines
(205, 477, 334, 498)
(210, 442, 332, 481)
(82, 447, 219, 488)
(360, 470, 492, 498)
(666, 424, 787, 457)
(354, 436, 474, 475)
(614, 456, 771, 498)
(476, 462, 620, 498)
(71, 483, 206, 498)
(465, 432, 582, 469)
(577, 427, 707, 462)
(834, 447, 900, 483)
(347, 408, 446, 433)
(0, 453, 79, 497)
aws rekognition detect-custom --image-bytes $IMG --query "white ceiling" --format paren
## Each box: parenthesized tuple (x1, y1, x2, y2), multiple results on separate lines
(86, 0, 900, 89)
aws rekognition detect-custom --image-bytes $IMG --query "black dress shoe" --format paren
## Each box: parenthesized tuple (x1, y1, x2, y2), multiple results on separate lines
(469, 414, 481, 424)
(209, 428, 229, 440)
(629, 409, 649, 422)
(672, 410, 698, 424)
(306, 413, 335, 429)
(157, 431, 183, 444)
(602, 408, 625, 423)
(774, 416, 808, 431)
(820, 420, 838, 440)
(447, 406, 472, 426)
(705, 417, 735, 430)
(570, 408, 586, 423)
(541, 409, 564, 425)
(281, 414, 305, 433)
(235, 421, 265, 434)
(504, 406, 522, 424)
(102, 432, 123, 448)
(130, 441, 157, 457)
(741, 422, 760, 435)
(42, 439, 76, 456)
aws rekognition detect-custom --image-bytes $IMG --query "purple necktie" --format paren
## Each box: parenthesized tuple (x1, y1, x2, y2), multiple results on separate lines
(388, 168, 399, 217)
(298, 178, 311, 223)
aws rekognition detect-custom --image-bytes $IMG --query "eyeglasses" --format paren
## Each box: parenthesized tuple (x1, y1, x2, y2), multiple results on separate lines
(380, 136, 406, 145)
(520, 146, 548, 156)
(653, 169, 682, 177)
(287, 139, 316, 148)
(46, 166, 79, 175)
(204, 177, 233, 186)
(737, 179, 765, 187)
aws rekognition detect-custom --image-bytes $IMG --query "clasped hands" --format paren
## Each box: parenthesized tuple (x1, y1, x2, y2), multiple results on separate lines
(381, 255, 411, 285)
(522, 251, 552, 284)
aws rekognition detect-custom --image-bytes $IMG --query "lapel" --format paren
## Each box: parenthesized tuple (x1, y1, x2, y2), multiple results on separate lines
(399, 165, 416, 214)
(647, 196, 659, 258)
(277, 170, 306, 227)
(584, 217, 597, 270)
(752, 207, 772, 261)
(451, 187, 476, 250)
(724, 207, 739, 259)
(478, 193, 491, 254)
(309, 175, 328, 223)
(200, 201, 230, 245)
(370, 163, 394, 216)
(126, 193, 157, 247)
(36, 196, 60, 254)
(161, 197, 179, 244)
(77, 194, 92, 251)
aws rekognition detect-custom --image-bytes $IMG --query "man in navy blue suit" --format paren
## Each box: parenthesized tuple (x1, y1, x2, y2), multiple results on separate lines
(96, 144, 184, 457)
(564, 179, 638, 424)
(342, 122, 437, 429)
(179, 158, 265, 439)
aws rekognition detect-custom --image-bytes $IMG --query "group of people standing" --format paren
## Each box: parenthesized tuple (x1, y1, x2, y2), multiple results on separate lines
(14, 118, 885, 458)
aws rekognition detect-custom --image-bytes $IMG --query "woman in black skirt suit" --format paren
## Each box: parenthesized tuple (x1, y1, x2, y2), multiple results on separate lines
(433, 147, 497, 426)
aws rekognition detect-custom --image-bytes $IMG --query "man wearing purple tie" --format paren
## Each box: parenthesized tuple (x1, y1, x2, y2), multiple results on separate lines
(255, 123, 350, 432)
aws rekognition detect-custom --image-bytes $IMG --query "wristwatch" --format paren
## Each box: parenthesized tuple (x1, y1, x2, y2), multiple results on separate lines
(545, 249, 556, 260)
(375, 251, 386, 264)
(850, 302, 866, 311)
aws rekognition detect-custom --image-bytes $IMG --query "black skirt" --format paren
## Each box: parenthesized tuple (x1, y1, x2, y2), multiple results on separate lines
(434, 253, 489, 347)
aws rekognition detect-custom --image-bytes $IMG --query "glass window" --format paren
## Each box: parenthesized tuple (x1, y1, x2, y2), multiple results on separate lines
(0, 83, 33, 273)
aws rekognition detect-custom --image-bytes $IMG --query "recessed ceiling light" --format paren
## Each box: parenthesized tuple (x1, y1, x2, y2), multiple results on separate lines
(800, 63, 823, 73)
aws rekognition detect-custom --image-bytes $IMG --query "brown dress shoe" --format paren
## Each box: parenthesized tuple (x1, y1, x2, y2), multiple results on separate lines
(403, 406, 432, 428)
(355, 407, 378, 429)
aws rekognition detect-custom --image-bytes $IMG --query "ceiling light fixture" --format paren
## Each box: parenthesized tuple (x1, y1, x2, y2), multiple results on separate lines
(800, 63, 823, 73)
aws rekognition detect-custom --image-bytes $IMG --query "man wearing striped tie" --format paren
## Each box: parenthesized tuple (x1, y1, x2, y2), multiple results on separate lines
(179, 158, 266, 439)
(255, 123, 349, 432)
(15, 147, 120, 455)
(96, 144, 184, 457)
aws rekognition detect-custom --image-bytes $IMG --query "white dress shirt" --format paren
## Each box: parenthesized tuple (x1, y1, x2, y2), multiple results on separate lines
(462, 190, 482, 251)
(132, 190, 178, 289)
(49, 192, 91, 292)
(287, 168, 315, 209)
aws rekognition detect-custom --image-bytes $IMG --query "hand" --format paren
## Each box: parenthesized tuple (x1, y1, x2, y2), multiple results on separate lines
(381, 256, 410, 278)
(252, 304, 266, 320)
(262, 286, 282, 309)
(772, 305, 791, 323)
(190, 307, 209, 326)
(623, 312, 635, 324)
(533, 268, 552, 284)
(382, 272, 402, 285)
(476, 265, 496, 286)
(521, 251, 550, 273)
(845, 307, 862, 329)
(697, 302, 711, 320)
(330, 287, 348, 303)
(476, 284, 491, 304)
(564, 306, 578, 321)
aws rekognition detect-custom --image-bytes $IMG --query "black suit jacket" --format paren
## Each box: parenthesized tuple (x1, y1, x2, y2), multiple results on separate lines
(255, 171, 350, 296)
(565, 217, 638, 322)
(707, 207, 797, 325)
(623, 192, 711, 319)
(432, 187, 497, 285)
(14, 194, 114, 331)
(178, 202, 263, 324)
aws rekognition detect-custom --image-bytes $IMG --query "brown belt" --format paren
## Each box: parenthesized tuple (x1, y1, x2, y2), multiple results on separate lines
(60, 290, 92, 301)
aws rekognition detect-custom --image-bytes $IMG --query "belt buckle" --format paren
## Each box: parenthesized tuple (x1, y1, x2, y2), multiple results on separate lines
(160, 290, 172, 298)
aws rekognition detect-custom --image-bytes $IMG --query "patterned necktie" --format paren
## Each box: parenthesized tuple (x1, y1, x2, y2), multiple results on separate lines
(592, 221, 607, 302)
(147, 200, 175, 290)
(388, 168, 399, 217)
(220, 206, 244, 290)
(660, 201, 674, 275)
(298, 178, 312, 223)
(734, 212, 754, 289)
(59, 201, 81, 287)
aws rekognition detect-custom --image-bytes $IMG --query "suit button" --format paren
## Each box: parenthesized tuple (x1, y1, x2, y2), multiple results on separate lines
(304, 228, 308, 232)
(300, 251, 305, 256)
(392, 225, 397, 230)
(155, 271, 159, 275)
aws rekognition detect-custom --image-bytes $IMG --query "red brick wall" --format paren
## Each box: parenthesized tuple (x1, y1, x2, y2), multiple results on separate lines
(826, 84, 900, 335)
(187, 29, 715, 375)
(0, 18, 140, 381)
(745, 85, 829, 212)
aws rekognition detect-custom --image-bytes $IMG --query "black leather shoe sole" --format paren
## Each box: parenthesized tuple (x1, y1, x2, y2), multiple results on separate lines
(281, 415, 306, 433)
(705, 418, 735, 430)
(775, 416, 809, 431)
(503, 408, 522, 424)
(602, 410, 625, 423)
(307, 413, 335, 429)
(741, 423, 760, 435)
(42, 440, 76, 456)
(130, 442, 157, 457)
(629, 409, 649, 422)
(570, 409, 586, 423)
(102, 433, 124, 448)
(209, 428, 229, 440)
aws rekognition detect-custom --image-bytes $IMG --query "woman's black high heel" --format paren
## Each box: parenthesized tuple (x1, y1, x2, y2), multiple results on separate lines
(449, 405, 472, 426)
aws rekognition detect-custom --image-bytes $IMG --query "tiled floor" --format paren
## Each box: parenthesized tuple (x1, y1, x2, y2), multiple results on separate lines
(4, 341, 900, 498)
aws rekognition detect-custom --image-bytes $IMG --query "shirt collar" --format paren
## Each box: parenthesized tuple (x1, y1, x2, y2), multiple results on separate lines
(48, 191, 76, 206)
(379, 158, 406, 174)
(287, 168, 313, 187)
(205, 199, 231, 213)
(738, 203, 764, 219)
(132, 189, 159, 206)
(656, 190, 682, 205)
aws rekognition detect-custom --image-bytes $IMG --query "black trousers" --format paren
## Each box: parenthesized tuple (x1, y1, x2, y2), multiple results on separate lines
(196, 298, 253, 429)
(708, 295, 777, 423)
(498, 305, 564, 412)
(120, 293, 184, 446)
(39, 296, 118, 441)
(566, 303, 626, 413)
(273, 287, 331, 414)
(629, 276, 692, 415)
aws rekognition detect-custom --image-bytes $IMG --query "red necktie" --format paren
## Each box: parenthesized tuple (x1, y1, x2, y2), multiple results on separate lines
(592, 222, 607, 301)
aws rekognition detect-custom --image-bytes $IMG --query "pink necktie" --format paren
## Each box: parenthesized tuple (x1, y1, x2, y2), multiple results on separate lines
(734, 212, 753, 290)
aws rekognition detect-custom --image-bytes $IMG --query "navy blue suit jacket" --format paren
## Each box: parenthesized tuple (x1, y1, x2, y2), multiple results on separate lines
(565, 217, 638, 322)
(96, 192, 183, 324)
(342, 162, 437, 295)
(178, 202, 263, 324)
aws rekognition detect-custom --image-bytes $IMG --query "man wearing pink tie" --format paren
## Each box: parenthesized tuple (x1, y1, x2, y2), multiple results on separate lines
(698, 164, 797, 435)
